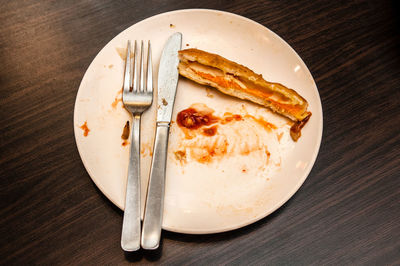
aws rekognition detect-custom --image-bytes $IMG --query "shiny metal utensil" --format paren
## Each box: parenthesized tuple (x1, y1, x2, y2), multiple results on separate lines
(121, 40, 153, 252)
(141, 32, 182, 250)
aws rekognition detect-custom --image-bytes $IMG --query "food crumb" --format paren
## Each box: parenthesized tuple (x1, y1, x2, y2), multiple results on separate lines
(122, 140, 130, 146)
(140, 143, 154, 156)
(116, 47, 126, 60)
(174, 150, 186, 164)
(121, 121, 130, 140)
(266, 150, 271, 164)
(111, 97, 122, 109)
(186, 43, 189, 47)
(277, 132, 284, 142)
(162, 98, 168, 106)
(205, 88, 214, 98)
(108, 64, 114, 69)
(169, 23, 175, 28)
(202, 125, 218, 136)
(80, 121, 90, 137)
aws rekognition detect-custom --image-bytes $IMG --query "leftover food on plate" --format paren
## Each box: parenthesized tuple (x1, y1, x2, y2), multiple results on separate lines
(178, 48, 311, 141)
(173, 103, 284, 165)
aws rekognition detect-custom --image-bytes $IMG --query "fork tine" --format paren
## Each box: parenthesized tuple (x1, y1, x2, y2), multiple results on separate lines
(146, 41, 153, 93)
(139, 41, 145, 92)
(133, 40, 139, 92)
(123, 40, 131, 93)
(129, 41, 135, 91)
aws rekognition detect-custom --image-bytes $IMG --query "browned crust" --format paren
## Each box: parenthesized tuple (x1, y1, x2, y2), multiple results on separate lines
(290, 112, 311, 141)
(179, 48, 262, 81)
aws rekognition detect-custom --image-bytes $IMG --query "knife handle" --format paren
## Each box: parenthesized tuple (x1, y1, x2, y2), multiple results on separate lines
(141, 122, 170, 249)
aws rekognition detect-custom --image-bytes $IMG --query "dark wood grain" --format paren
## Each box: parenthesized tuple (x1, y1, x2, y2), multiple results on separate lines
(1, 0, 399, 265)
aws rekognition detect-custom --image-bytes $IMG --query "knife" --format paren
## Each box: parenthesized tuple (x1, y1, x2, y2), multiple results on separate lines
(141, 32, 182, 250)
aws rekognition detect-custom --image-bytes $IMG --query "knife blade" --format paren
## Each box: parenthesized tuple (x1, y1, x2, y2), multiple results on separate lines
(141, 32, 182, 250)
(156, 32, 182, 122)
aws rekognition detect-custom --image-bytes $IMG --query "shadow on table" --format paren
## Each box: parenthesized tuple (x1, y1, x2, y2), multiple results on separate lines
(124, 205, 287, 262)
(91, 178, 290, 262)
(124, 247, 162, 262)
(92, 183, 163, 262)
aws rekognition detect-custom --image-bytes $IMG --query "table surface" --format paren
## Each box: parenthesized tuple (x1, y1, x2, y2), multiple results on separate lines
(1, 0, 399, 265)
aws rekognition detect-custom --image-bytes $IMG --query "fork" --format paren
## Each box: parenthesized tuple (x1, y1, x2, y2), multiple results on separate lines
(121, 40, 153, 252)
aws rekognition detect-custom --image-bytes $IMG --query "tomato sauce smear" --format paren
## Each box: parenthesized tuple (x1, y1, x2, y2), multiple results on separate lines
(177, 108, 219, 129)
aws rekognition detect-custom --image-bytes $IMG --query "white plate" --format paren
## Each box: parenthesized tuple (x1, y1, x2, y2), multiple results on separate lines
(74, 9, 323, 234)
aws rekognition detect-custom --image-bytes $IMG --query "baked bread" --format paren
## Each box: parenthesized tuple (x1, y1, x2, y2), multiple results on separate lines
(178, 48, 311, 141)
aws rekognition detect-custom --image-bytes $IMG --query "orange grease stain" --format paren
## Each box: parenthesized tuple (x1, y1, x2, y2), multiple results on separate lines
(277, 132, 284, 142)
(245, 115, 277, 131)
(112, 97, 122, 109)
(80, 121, 90, 137)
(175, 105, 276, 164)
(112, 90, 123, 109)
(190, 139, 229, 164)
(140, 143, 153, 157)
(202, 125, 218, 136)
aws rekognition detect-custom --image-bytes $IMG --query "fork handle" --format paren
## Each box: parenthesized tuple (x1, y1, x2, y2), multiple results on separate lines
(141, 122, 170, 249)
(121, 114, 141, 252)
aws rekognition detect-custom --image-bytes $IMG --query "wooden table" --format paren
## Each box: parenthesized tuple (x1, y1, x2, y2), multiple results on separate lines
(1, 1, 399, 264)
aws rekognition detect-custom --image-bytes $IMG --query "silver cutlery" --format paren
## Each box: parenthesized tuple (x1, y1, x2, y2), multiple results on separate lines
(121, 40, 153, 252)
(141, 32, 182, 249)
